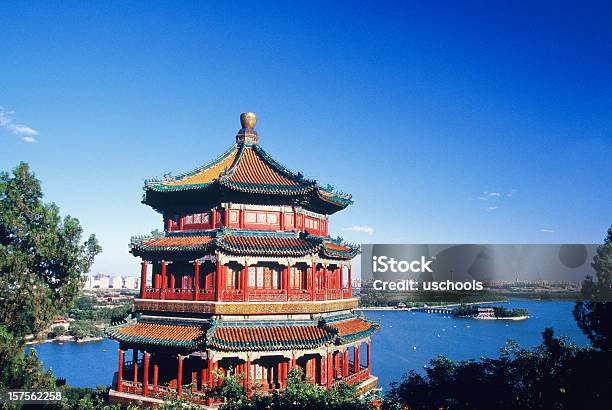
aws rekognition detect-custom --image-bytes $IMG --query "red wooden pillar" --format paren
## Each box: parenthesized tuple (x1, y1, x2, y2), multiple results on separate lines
(191, 371, 197, 392)
(117, 349, 124, 392)
(194, 261, 200, 301)
(310, 263, 316, 301)
(208, 359, 215, 386)
(342, 350, 349, 379)
(177, 355, 184, 396)
(326, 352, 332, 387)
(282, 265, 289, 298)
(133, 349, 139, 383)
(153, 362, 159, 389)
(279, 211, 285, 231)
(142, 351, 149, 396)
(348, 265, 352, 295)
(224, 207, 230, 226)
(318, 356, 324, 386)
(367, 340, 371, 370)
(140, 261, 147, 298)
(220, 265, 227, 299)
(161, 261, 167, 299)
(200, 365, 206, 391)
(211, 209, 217, 229)
(239, 208, 245, 228)
(169, 269, 176, 289)
(245, 358, 252, 396)
(290, 356, 296, 370)
(214, 260, 221, 301)
(354, 345, 360, 373)
(242, 261, 249, 301)
(179, 216, 185, 230)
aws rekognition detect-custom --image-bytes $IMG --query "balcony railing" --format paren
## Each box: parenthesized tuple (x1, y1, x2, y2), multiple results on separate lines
(140, 287, 352, 302)
(197, 289, 215, 301)
(220, 289, 244, 302)
(247, 289, 286, 302)
(117, 379, 215, 405)
(162, 288, 194, 300)
(287, 289, 310, 301)
(342, 363, 370, 386)
(326, 289, 343, 300)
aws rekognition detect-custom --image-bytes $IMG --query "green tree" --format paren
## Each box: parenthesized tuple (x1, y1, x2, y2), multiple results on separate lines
(0, 162, 100, 390)
(0, 162, 101, 337)
(210, 369, 371, 410)
(69, 320, 96, 340)
(573, 226, 612, 351)
(50, 325, 67, 338)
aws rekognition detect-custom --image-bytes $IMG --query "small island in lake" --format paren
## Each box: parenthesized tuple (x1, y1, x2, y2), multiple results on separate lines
(452, 305, 529, 320)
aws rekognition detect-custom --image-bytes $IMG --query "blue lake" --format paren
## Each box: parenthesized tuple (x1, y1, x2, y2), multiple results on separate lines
(31, 299, 588, 390)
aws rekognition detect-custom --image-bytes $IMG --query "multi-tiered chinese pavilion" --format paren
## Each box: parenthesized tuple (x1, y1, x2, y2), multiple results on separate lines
(107, 113, 379, 406)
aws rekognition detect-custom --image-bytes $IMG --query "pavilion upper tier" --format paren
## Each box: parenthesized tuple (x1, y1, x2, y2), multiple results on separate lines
(142, 112, 352, 216)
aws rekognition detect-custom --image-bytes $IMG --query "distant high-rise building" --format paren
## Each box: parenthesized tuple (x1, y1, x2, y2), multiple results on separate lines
(99, 276, 110, 289)
(111, 276, 123, 289)
(124, 276, 139, 290)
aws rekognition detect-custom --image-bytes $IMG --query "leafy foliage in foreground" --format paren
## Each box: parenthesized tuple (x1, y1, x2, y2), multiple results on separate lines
(211, 369, 372, 410)
(0, 163, 100, 396)
(0, 162, 101, 338)
(384, 329, 612, 410)
(573, 226, 612, 351)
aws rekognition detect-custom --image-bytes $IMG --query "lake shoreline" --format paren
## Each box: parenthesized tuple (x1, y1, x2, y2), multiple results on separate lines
(357, 300, 508, 311)
(26, 335, 104, 346)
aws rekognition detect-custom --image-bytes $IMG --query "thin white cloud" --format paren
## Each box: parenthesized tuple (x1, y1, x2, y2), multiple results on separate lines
(343, 226, 374, 236)
(540, 229, 555, 233)
(0, 107, 39, 142)
(478, 196, 488, 201)
(486, 206, 498, 211)
(488, 192, 501, 197)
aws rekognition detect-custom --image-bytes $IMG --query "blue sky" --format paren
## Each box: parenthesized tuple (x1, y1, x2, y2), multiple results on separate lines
(1, 1, 611, 275)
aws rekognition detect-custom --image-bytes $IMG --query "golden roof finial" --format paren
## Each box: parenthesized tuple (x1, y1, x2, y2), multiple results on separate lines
(236, 112, 259, 144)
(240, 112, 257, 129)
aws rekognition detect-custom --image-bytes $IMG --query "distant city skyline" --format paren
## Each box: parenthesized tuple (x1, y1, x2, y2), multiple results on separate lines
(1, 2, 610, 276)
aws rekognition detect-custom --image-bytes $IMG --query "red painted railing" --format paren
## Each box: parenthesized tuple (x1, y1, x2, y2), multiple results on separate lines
(326, 289, 343, 300)
(288, 290, 310, 301)
(314, 289, 327, 300)
(143, 288, 161, 299)
(342, 363, 370, 386)
(197, 289, 215, 301)
(220, 289, 244, 301)
(141, 287, 351, 302)
(248, 289, 287, 301)
(162, 288, 194, 300)
(118, 380, 213, 405)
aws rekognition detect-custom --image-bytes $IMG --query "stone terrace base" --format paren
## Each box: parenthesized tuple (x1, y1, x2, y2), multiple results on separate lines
(357, 375, 379, 395)
(108, 389, 218, 409)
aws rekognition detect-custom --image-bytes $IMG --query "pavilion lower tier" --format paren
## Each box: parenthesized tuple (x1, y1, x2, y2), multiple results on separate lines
(113, 341, 374, 406)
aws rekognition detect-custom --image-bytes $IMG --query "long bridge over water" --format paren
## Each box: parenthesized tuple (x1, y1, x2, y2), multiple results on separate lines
(410, 307, 453, 314)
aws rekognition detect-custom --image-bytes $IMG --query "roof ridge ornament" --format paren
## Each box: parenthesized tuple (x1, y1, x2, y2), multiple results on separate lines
(236, 112, 259, 145)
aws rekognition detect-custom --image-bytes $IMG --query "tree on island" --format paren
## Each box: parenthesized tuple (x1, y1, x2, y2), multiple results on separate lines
(0, 162, 101, 391)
